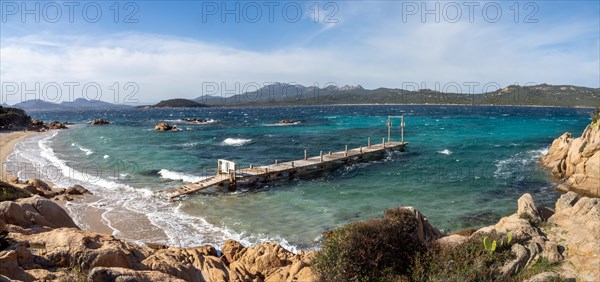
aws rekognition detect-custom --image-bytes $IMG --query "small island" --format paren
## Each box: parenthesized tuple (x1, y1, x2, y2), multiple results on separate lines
(136, 99, 209, 108)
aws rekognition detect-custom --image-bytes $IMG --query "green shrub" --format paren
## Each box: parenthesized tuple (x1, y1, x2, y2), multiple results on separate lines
(313, 207, 426, 282)
(591, 104, 600, 127)
(409, 232, 515, 282)
(0, 106, 31, 129)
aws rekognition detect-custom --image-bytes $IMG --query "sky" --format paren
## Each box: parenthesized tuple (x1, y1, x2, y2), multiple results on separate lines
(1, 0, 599, 104)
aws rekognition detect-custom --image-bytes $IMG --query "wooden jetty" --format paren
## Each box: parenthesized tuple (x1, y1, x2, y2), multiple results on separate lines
(162, 115, 408, 200)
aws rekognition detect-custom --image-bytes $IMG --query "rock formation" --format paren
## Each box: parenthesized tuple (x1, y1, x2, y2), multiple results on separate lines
(541, 123, 600, 197)
(27, 119, 69, 132)
(2, 178, 598, 281)
(154, 122, 178, 131)
(441, 193, 600, 281)
(89, 118, 110, 125)
(0, 181, 315, 282)
(182, 118, 209, 123)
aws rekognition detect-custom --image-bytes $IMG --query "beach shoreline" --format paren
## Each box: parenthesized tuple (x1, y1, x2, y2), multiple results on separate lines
(0, 130, 36, 181)
(0, 129, 115, 237)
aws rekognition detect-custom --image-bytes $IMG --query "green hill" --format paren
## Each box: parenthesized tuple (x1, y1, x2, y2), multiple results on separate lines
(138, 99, 209, 108)
(0, 106, 32, 130)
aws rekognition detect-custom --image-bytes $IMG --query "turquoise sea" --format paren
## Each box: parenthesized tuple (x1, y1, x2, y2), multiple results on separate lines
(8, 105, 591, 250)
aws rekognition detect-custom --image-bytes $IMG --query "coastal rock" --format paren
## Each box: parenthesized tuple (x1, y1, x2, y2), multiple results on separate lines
(0, 201, 30, 227)
(222, 239, 246, 263)
(28, 119, 45, 131)
(90, 118, 110, 125)
(556, 191, 580, 212)
(182, 118, 209, 123)
(396, 206, 443, 243)
(524, 271, 561, 282)
(46, 121, 68, 129)
(547, 195, 600, 281)
(517, 193, 541, 225)
(500, 243, 530, 276)
(154, 122, 178, 131)
(0, 219, 5, 231)
(16, 196, 78, 228)
(65, 184, 92, 195)
(26, 179, 52, 192)
(26, 228, 150, 272)
(435, 234, 467, 248)
(89, 267, 186, 282)
(0, 196, 77, 229)
(142, 246, 219, 281)
(541, 123, 600, 197)
(278, 119, 299, 124)
(0, 250, 33, 281)
(0, 180, 31, 201)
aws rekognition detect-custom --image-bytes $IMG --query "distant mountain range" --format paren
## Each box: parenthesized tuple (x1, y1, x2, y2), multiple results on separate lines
(4, 84, 599, 110)
(8, 98, 132, 111)
(194, 83, 600, 108)
(136, 99, 209, 108)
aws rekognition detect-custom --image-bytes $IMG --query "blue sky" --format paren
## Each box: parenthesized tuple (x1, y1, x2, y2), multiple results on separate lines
(1, 1, 599, 104)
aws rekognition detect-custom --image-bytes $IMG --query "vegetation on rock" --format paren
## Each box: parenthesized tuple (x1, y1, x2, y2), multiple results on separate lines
(139, 99, 209, 108)
(313, 207, 428, 281)
(591, 104, 600, 127)
(0, 106, 32, 130)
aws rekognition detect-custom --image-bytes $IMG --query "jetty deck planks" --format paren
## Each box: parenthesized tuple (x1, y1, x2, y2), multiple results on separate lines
(162, 141, 407, 199)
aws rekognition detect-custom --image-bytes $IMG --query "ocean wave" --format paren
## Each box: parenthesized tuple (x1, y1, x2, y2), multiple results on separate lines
(221, 138, 252, 146)
(176, 142, 200, 148)
(494, 147, 548, 180)
(158, 169, 207, 183)
(438, 149, 452, 155)
(9, 129, 303, 253)
(71, 142, 94, 155)
(264, 121, 301, 127)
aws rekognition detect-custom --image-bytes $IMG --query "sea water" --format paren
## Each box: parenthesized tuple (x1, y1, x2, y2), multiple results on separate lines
(7, 105, 591, 251)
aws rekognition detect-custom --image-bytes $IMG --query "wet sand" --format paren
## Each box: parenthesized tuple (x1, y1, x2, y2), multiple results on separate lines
(1, 130, 118, 238)
(0, 130, 36, 180)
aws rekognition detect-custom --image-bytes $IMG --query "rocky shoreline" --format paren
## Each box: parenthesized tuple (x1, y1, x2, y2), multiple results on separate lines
(1, 175, 599, 281)
(541, 122, 600, 197)
(1, 113, 599, 281)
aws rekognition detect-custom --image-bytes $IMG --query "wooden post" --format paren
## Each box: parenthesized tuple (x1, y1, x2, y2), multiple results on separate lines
(291, 161, 294, 167)
(345, 145, 348, 157)
(320, 151, 323, 163)
(382, 137, 385, 148)
(387, 115, 391, 142)
(329, 151, 332, 155)
(360, 146, 363, 153)
(250, 164, 253, 169)
(275, 160, 278, 165)
(368, 137, 371, 147)
(401, 114, 405, 143)
(304, 150, 307, 160)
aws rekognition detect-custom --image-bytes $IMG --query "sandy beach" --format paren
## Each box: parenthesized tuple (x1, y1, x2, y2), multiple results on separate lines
(0, 130, 36, 181)
(0, 130, 116, 236)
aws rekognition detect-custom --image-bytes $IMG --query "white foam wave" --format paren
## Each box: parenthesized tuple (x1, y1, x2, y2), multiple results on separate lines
(494, 147, 549, 180)
(71, 142, 94, 155)
(264, 121, 301, 127)
(158, 169, 207, 183)
(9, 131, 302, 253)
(438, 149, 452, 155)
(222, 138, 252, 146)
(103, 155, 110, 159)
(177, 142, 200, 148)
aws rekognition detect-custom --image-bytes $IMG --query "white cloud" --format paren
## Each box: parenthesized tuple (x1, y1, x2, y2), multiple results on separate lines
(1, 13, 598, 105)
